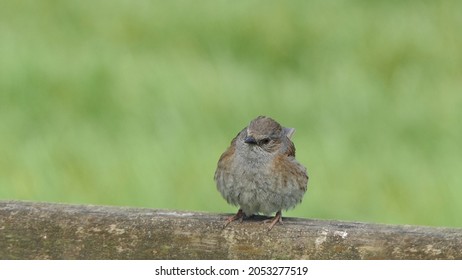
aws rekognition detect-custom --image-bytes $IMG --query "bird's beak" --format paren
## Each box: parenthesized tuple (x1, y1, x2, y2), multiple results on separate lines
(244, 136, 257, 144)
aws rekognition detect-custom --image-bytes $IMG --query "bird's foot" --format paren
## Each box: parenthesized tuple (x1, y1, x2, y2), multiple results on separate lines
(263, 211, 283, 231)
(224, 209, 246, 228)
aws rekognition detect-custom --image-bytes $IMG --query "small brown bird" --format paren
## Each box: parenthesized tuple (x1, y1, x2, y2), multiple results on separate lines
(214, 116, 308, 230)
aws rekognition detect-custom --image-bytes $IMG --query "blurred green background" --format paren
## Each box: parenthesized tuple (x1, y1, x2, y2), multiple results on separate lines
(1, 0, 461, 227)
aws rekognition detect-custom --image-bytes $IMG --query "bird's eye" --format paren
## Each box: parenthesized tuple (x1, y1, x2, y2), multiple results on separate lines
(260, 138, 271, 145)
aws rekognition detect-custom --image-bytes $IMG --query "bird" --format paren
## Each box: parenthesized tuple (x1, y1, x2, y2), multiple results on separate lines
(214, 116, 308, 230)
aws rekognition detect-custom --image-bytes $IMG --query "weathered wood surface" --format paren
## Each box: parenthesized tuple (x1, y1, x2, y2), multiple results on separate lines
(0, 200, 461, 259)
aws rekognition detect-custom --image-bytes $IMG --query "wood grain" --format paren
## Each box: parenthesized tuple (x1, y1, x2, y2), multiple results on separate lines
(1, 200, 461, 259)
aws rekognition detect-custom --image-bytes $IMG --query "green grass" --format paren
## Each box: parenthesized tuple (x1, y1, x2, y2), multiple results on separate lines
(1, 0, 461, 227)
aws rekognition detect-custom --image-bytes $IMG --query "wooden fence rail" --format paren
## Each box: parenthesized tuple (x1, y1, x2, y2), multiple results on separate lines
(0, 200, 461, 259)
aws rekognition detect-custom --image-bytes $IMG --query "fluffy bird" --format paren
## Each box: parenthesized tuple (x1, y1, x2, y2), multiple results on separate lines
(214, 116, 308, 230)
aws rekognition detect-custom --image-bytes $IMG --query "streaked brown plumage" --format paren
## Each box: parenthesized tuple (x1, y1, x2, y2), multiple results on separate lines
(214, 116, 308, 230)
